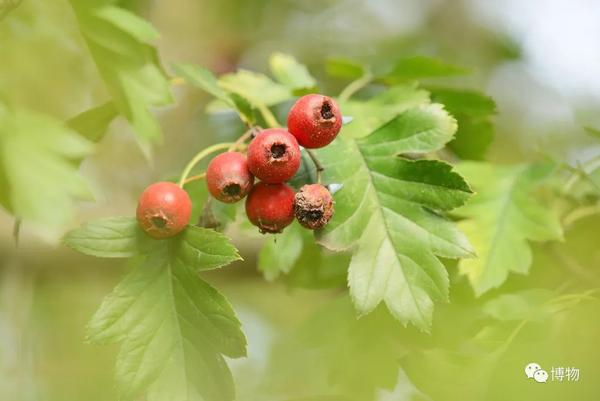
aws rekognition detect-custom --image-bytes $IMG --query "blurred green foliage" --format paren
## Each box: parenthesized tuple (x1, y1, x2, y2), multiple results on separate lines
(1, 1, 600, 401)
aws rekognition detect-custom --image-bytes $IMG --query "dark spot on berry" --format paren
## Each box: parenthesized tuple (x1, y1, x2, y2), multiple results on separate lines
(320, 101, 334, 119)
(152, 216, 167, 229)
(223, 183, 241, 197)
(306, 209, 323, 221)
(270, 143, 287, 159)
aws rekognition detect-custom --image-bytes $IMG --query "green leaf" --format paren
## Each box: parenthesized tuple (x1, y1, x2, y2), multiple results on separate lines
(325, 58, 365, 79)
(67, 102, 118, 142)
(339, 85, 430, 139)
(454, 162, 564, 295)
(63, 217, 240, 269)
(269, 52, 317, 90)
(172, 64, 257, 125)
(76, 222, 244, 401)
(258, 222, 304, 281)
(69, 1, 172, 157)
(63, 217, 151, 258)
(264, 297, 403, 399)
(257, 220, 349, 288)
(87, 246, 245, 401)
(93, 5, 159, 43)
(172, 64, 234, 106)
(218, 69, 292, 107)
(430, 88, 496, 160)
(381, 56, 469, 84)
(174, 224, 242, 270)
(0, 107, 93, 233)
(482, 289, 555, 321)
(309, 104, 473, 331)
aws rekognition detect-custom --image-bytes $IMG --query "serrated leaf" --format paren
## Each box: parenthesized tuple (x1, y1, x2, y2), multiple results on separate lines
(94, 5, 159, 43)
(83, 224, 244, 401)
(258, 222, 349, 288)
(258, 222, 304, 281)
(429, 88, 496, 117)
(172, 63, 257, 125)
(172, 64, 234, 105)
(308, 104, 473, 331)
(339, 85, 430, 139)
(430, 88, 496, 160)
(63, 217, 151, 257)
(67, 101, 118, 142)
(0, 107, 93, 233)
(454, 162, 564, 295)
(381, 56, 469, 84)
(63, 217, 240, 269)
(269, 52, 317, 90)
(218, 69, 292, 107)
(69, 1, 172, 156)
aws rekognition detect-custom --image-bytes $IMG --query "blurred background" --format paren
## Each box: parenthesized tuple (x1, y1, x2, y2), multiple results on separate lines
(1, 0, 600, 400)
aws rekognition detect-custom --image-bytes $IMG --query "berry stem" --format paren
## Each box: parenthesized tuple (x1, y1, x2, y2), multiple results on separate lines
(338, 71, 373, 102)
(257, 103, 280, 128)
(305, 149, 324, 184)
(178, 142, 236, 187)
(182, 173, 207, 186)
(228, 127, 258, 151)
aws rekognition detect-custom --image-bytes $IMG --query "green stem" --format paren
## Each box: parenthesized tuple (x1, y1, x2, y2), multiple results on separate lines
(305, 149, 324, 184)
(257, 103, 280, 128)
(338, 72, 373, 102)
(178, 142, 236, 187)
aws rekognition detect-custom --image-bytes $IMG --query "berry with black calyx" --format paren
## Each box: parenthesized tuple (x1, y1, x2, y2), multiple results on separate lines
(247, 128, 301, 184)
(245, 182, 295, 234)
(206, 151, 254, 203)
(293, 184, 334, 230)
(287, 94, 342, 149)
(136, 182, 192, 239)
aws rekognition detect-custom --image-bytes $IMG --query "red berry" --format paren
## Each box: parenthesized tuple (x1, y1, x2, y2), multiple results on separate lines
(287, 94, 342, 149)
(245, 182, 295, 234)
(136, 182, 192, 239)
(294, 184, 334, 230)
(247, 128, 301, 184)
(206, 151, 254, 203)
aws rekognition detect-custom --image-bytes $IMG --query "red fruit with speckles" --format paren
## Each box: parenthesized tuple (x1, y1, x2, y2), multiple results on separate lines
(136, 182, 192, 239)
(287, 94, 342, 149)
(206, 151, 254, 203)
(294, 184, 334, 230)
(245, 182, 295, 234)
(247, 128, 301, 184)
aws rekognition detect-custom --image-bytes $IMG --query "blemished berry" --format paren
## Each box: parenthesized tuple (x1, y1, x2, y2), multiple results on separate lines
(247, 128, 301, 184)
(206, 151, 254, 203)
(245, 182, 295, 234)
(294, 184, 334, 230)
(287, 94, 342, 149)
(136, 182, 192, 239)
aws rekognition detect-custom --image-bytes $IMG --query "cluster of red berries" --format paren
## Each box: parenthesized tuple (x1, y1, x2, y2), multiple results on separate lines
(136, 94, 341, 239)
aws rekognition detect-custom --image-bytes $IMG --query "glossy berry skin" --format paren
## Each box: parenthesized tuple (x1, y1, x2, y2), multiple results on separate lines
(206, 152, 254, 203)
(136, 182, 192, 239)
(245, 182, 295, 234)
(294, 184, 334, 230)
(247, 128, 301, 184)
(287, 94, 342, 149)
